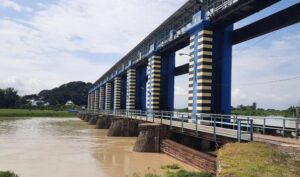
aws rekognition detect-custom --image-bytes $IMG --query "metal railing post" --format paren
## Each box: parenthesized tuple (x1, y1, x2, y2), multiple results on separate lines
(250, 119, 254, 141)
(160, 112, 163, 124)
(213, 115, 216, 142)
(181, 114, 184, 133)
(283, 119, 286, 137)
(296, 108, 299, 140)
(170, 114, 173, 130)
(263, 118, 266, 135)
(237, 119, 241, 143)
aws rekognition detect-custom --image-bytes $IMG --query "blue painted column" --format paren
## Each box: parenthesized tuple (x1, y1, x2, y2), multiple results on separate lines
(160, 53, 175, 111)
(120, 76, 127, 109)
(136, 64, 147, 111)
(212, 25, 233, 115)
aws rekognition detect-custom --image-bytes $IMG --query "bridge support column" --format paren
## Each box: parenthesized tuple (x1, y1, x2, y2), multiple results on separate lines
(126, 69, 136, 110)
(188, 28, 213, 116)
(87, 93, 91, 111)
(105, 83, 112, 110)
(146, 56, 161, 111)
(94, 89, 99, 113)
(161, 53, 175, 111)
(99, 86, 105, 110)
(213, 26, 233, 114)
(136, 65, 147, 111)
(91, 91, 95, 113)
(114, 77, 121, 110)
(120, 76, 127, 109)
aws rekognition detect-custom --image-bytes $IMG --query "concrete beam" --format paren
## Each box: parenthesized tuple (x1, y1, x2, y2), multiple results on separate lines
(232, 3, 300, 45)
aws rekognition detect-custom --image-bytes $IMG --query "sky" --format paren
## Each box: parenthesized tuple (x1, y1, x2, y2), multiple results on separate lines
(0, 0, 299, 110)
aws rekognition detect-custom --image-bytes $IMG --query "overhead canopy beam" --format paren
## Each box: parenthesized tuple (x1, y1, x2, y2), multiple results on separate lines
(174, 64, 189, 76)
(232, 3, 300, 45)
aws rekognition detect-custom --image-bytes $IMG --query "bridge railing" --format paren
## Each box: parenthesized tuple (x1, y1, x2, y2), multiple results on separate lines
(205, 0, 239, 18)
(85, 109, 253, 142)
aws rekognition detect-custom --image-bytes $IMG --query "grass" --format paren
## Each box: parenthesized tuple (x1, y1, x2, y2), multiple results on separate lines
(133, 164, 212, 177)
(0, 109, 75, 118)
(0, 171, 18, 177)
(218, 142, 300, 177)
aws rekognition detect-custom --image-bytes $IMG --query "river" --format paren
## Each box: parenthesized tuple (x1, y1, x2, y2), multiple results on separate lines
(0, 117, 195, 177)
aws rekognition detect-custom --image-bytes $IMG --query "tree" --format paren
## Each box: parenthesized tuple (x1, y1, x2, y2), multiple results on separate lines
(0, 88, 20, 108)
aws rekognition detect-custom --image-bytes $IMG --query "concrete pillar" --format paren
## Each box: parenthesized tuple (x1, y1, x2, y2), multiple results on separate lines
(105, 83, 112, 110)
(188, 29, 213, 115)
(91, 91, 95, 113)
(146, 56, 161, 111)
(160, 53, 175, 111)
(126, 69, 136, 110)
(94, 89, 99, 113)
(87, 93, 91, 111)
(99, 86, 105, 110)
(114, 77, 121, 110)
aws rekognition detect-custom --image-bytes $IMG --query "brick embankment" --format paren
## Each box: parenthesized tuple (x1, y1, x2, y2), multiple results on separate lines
(160, 139, 216, 174)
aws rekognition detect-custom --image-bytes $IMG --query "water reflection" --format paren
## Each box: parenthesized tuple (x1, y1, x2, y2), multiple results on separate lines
(0, 118, 195, 177)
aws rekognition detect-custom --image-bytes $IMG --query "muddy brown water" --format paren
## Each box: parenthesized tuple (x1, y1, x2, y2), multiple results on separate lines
(0, 117, 196, 177)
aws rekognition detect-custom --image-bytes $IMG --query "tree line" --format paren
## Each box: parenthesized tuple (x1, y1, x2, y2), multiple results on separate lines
(0, 81, 92, 109)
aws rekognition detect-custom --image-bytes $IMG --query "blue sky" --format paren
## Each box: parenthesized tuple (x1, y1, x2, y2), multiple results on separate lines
(0, 0, 299, 110)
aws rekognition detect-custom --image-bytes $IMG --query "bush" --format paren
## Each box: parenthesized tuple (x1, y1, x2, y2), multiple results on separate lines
(0, 171, 19, 177)
(166, 170, 212, 177)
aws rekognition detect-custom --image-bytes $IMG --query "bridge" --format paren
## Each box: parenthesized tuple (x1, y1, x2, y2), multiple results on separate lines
(84, 0, 300, 145)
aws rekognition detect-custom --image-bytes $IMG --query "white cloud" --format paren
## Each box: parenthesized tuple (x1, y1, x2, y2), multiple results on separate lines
(0, 0, 186, 95)
(0, 0, 31, 12)
(232, 29, 300, 109)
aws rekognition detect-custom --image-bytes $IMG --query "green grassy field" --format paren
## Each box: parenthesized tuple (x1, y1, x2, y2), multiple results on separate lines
(218, 142, 300, 177)
(0, 109, 75, 118)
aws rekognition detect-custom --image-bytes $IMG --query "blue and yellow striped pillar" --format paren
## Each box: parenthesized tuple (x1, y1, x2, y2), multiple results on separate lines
(87, 93, 90, 111)
(91, 91, 95, 113)
(94, 89, 99, 113)
(188, 29, 213, 115)
(126, 69, 136, 110)
(114, 77, 121, 110)
(146, 56, 161, 111)
(99, 86, 105, 110)
(105, 83, 112, 110)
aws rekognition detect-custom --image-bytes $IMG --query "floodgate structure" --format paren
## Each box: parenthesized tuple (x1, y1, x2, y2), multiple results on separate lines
(79, 0, 300, 173)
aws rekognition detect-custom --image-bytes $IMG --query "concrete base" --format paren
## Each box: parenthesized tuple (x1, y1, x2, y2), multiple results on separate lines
(96, 116, 112, 129)
(84, 115, 91, 122)
(133, 123, 160, 152)
(88, 115, 98, 125)
(107, 118, 139, 137)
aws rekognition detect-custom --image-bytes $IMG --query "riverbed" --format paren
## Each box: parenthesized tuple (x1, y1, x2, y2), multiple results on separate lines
(0, 117, 195, 177)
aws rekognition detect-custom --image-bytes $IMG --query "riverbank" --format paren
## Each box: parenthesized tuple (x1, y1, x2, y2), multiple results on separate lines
(218, 142, 300, 177)
(0, 109, 74, 118)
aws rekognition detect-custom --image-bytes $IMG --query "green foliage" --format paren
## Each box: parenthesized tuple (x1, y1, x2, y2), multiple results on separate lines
(0, 109, 74, 118)
(165, 170, 212, 177)
(232, 102, 296, 117)
(0, 88, 20, 108)
(37, 81, 92, 106)
(161, 164, 181, 170)
(218, 142, 300, 177)
(0, 81, 92, 109)
(0, 171, 19, 177)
